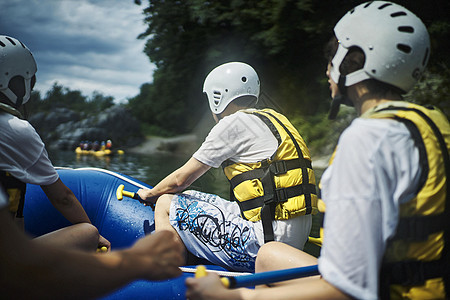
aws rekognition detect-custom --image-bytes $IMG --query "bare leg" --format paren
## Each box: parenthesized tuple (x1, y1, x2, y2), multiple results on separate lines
(154, 194, 176, 232)
(255, 241, 319, 287)
(34, 223, 99, 252)
(155, 193, 200, 264)
(155, 194, 187, 244)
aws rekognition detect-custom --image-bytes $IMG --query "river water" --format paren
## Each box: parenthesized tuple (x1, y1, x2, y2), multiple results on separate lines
(48, 149, 231, 199)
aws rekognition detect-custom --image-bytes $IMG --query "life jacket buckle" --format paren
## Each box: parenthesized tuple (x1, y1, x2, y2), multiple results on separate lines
(275, 188, 289, 203)
(263, 194, 275, 205)
(260, 159, 270, 169)
(270, 160, 287, 175)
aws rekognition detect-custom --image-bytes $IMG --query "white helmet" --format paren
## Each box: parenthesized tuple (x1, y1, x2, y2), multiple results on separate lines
(0, 35, 37, 106)
(203, 62, 260, 114)
(330, 1, 430, 93)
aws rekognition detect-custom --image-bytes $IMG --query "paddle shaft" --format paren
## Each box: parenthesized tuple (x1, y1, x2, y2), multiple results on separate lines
(229, 265, 320, 288)
(225, 265, 319, 288)
(195, 265, 319, 289)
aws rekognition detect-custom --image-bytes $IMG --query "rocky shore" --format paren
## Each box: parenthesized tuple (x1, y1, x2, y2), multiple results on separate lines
(28, 106, 331, 166)
(29, 106, 144, 151)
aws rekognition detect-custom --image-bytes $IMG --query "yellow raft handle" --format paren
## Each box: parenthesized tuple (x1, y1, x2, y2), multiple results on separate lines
(195, 265, 231, 288)
(116, 184, 155, 210)
(116, 184, 137, 201)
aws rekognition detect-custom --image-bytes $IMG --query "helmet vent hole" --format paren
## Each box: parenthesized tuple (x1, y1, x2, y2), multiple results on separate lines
(391, 11, 407, 18)
(397, 44, 412, 54)
(5, 37, 16, 46)
(378, 3, 392, 10)
(0, 41, 5, 47)
(241, 76, 247, 83)
(213, 90, 222, 105)
(372, 69, 376, 74)
(398, 26, 414, 33)
(363, 2, 372, 8)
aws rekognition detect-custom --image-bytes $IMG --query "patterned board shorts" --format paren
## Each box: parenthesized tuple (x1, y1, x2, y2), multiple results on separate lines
(169, 190, 260, 272)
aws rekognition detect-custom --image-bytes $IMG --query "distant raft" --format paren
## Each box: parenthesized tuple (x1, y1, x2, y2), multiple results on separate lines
(23, 167, 245, 300)
(75, 147, 125, 156)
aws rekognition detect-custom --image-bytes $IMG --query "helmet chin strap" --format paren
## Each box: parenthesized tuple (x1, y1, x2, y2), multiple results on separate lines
(328, 74, 354, 120)
(328, 95, 343, 120)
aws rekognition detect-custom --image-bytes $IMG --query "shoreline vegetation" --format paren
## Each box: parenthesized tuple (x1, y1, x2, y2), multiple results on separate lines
(128, 134, 332, 170)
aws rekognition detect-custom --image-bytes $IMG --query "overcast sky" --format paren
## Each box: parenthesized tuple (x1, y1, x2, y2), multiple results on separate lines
(0, 0, 154, 103)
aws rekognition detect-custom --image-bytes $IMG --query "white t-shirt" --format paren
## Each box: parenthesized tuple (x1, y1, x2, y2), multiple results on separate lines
(0, 112, 59, 185)
(193, 110, 278, 167)
(318, 118, 421, 300)
(193, 110, 312, 249)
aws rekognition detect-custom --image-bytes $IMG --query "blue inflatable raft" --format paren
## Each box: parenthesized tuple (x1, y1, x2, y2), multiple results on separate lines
(23, 167, 244, 300)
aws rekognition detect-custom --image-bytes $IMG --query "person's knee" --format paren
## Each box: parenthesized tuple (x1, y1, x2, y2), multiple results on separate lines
(76, 223, 100, 243)
(155, 194, 173, 213)
(256, 241, 282, 272)
(256, 241, 317, 273)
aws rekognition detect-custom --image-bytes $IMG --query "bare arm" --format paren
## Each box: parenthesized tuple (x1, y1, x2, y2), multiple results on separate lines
(138, 157, 211, 204)
(41, 178, 111, 249)
(41, 178, 91, 225)
(0, 206, 184, 299)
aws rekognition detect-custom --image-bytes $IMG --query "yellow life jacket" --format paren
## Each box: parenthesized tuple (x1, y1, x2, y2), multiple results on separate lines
(0, 171, 27, 218)
(317, 102, 449, 299)
(364, 102, 449, 300)
(222, 109, 318, 242)
(1, 104, 27, 219)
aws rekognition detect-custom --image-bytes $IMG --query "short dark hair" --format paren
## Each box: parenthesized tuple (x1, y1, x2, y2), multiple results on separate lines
(232, 95, 258, 108)
(324, 36, 365, 76)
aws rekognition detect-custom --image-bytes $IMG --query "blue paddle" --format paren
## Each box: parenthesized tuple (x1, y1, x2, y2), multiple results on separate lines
(195, 264, 320, 288)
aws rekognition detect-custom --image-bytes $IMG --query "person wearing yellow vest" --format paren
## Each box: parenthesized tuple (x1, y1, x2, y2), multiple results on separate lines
(185, 2, 449, 299)
(137, 62, 317, 272)
(0, 35, 110, 252)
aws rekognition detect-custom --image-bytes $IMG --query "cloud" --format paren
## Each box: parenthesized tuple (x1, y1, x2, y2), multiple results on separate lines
(0, 0, 154, 103)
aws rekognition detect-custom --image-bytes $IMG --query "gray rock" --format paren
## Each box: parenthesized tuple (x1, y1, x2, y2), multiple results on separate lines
(29, 106, 144, 150)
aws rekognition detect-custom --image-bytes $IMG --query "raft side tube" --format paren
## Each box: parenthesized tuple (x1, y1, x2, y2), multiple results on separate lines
(24, 167, 154, 249)
(24, 167, 239, 299)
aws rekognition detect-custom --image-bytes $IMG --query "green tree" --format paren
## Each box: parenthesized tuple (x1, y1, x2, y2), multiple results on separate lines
(132, 0, 450, 135)
(27, 82, 115, 115)
(88, 91, 115, 112)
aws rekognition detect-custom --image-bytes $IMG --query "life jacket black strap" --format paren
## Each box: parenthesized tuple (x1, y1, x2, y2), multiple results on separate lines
(381, 259, 446, 286)
(393, 213, 447, 242)
(237, 183, 317, 212)
(394, 118, 428, 194)
(252, 112, 282, 150)
(261, 204, 275, 243)
(229, 158, 312, 189)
